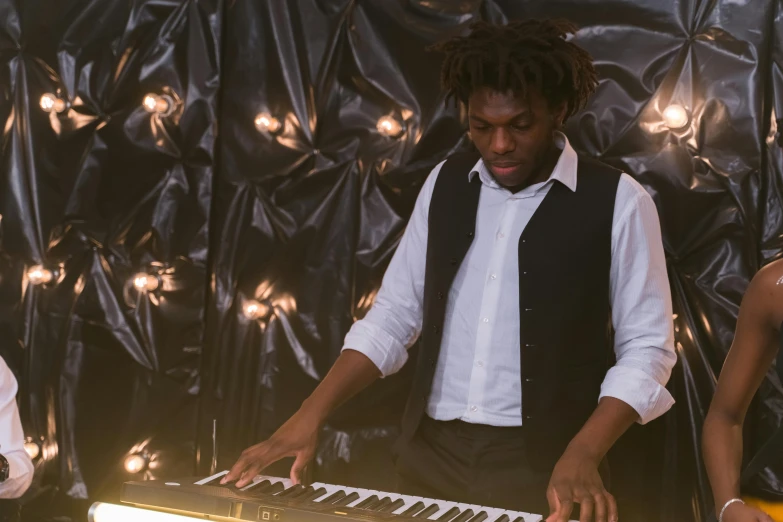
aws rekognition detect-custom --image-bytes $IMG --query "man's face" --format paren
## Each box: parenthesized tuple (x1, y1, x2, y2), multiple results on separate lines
(468, 86, 566, 188)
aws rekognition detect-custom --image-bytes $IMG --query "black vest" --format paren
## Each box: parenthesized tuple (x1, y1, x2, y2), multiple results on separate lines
(399, 150, 622, 471)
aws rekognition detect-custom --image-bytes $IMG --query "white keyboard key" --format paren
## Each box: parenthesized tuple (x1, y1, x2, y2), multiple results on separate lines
(194, 470, 228, 485)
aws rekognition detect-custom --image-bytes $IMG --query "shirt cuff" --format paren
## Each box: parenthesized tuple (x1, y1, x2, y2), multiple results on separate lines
(598, 366, 675, 425)
(1, 451, 34, 499)
(341, 321, 410, 377)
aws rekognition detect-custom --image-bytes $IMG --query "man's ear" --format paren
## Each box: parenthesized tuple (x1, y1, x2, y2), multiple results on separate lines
(552, 102, 568, 128)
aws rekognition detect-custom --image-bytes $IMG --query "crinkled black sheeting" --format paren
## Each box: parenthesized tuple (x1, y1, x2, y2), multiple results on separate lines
(0, 1, 780, 521)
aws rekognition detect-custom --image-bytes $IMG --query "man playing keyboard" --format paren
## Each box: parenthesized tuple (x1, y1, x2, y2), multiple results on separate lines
(223, 18, 676, 522)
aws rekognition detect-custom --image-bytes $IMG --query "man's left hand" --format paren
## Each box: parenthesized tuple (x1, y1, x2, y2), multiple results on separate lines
(545, 445, 617, 522)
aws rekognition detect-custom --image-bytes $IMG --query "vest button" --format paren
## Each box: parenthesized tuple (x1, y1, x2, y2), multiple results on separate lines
(524, 415, 533, 420)
(432, 325, 440, 333)
(524, 377, 533, 383)
(466, 231, 474, 237)
(437, 292, 444, 300)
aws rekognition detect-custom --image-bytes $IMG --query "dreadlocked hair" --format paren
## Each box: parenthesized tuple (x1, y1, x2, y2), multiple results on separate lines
(428, 19, 598, 120)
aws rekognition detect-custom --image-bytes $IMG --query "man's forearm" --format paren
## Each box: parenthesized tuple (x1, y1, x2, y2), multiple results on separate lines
(702, 412, 743, 511)
(299, 349, 382, 425)
(565, 397, 639, 461)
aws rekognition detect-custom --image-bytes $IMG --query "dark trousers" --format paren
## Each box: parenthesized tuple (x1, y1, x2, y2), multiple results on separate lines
(393, 416, 552, 517)
(0, 500, 20, 522)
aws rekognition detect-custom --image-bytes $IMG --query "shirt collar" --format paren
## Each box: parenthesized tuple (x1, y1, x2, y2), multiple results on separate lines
(467, 131, 578, 193)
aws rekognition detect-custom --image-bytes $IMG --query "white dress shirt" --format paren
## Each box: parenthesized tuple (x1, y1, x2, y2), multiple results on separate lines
(0, 356, 34, 498)
(342, 132, 676, 426)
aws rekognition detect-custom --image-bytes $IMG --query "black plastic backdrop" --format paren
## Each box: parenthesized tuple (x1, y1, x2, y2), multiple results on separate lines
(0, 0, 781, 521)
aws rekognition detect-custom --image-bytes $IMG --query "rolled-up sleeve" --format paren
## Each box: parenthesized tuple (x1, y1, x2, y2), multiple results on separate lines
(0, 357, 34, 499)
(599, 175, 677, 425)
(341, 161, 445, 377)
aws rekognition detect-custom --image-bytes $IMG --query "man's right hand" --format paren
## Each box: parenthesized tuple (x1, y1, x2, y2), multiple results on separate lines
(220, 350, 382, 488)
(720, 502, 774, 522)
(221, 408, 321, 488)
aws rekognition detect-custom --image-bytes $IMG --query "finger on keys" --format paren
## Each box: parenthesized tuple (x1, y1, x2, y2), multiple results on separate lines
(545, 485, 573, 522)
(225, 443, 275, 487)
(290, 452, 312, 485)
(605, 491, 618, 522)
(221, 455, 249, 484)
(589, 490, 608, 522)
(576, 491, 594, 522)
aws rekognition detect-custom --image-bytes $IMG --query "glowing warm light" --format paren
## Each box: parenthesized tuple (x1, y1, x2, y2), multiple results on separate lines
(243, 299, 269, 319)
(133, 273, 159, 292)
(27, 265, 54, 285)
(143, 94, 173, 116)
(377, 116, 403, 138)
(663, 104, 690, 130)
(24, 439, 40, 460)
(88, 502, 206, 522)
(124, 453, 147, 474)
(40, 93, 66, 113)
(254, 113, 281, 133)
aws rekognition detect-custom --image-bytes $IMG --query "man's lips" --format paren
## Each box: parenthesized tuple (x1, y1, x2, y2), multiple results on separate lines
(490, 163, 521, 175)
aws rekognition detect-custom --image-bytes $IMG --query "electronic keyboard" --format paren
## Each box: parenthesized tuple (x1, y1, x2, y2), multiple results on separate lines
(87, 470, 575, 522)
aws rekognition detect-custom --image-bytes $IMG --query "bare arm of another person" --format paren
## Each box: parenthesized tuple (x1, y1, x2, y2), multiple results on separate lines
(702, 261, 783, 522)
(223, 161, 446, 487)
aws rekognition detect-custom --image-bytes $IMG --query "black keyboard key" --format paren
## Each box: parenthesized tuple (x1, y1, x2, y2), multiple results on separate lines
(279, 485, 306, 497)
(356, 495, 380, 509)
(333, 492, 360, 506)
(266, 482, 286, 494)
(452, 510, 475, 522)
(290, 486, 315, 499)
(415, 504, 441, 518)
(380, 498, 406, 513)
(493, 515, 510, 522)
(437, 507, 461, 521)
(510, 518, 525, 522)
(317, 491, 345, 503)
(467, 512, 488, 522)
(302, 487, 327, 501)
(245, 480, 272, 491)
(370, 497, 393, 511)
(401, 501, 426, 516)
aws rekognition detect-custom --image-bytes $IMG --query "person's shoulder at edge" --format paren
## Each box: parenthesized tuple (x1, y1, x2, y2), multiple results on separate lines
(742, 257, 783, 323)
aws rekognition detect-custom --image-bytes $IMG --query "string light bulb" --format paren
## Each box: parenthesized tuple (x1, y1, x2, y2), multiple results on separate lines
(242, 299, 269, 320)
(27, 265, 54, 285)
(132, 273, 159, 292)
(40, 93, 67, 113)
(123, 453, 147, 474)
(143, 93, 174, 117)
(377, 116, 404, 138)
(663, 104, 690, 130)
(254, 113, 281, 133)
(24, 438, 40, 460)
